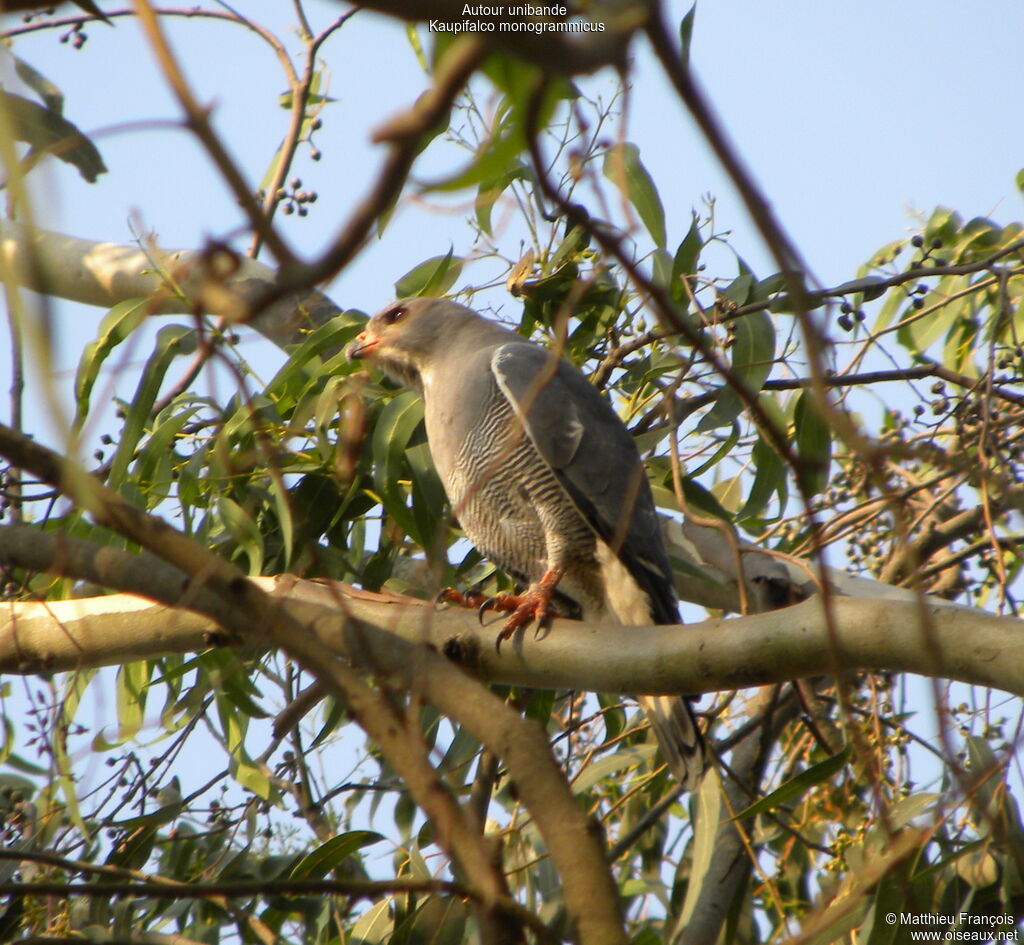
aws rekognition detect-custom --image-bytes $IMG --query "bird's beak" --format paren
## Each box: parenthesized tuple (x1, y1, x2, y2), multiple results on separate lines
(346, 328, 380, 361)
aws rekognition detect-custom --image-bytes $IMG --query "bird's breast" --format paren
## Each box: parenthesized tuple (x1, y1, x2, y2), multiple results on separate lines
(429, 381, 609, 614)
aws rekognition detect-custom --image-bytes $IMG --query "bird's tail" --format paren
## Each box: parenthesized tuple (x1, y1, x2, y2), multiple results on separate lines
(638, 694, 706, 791)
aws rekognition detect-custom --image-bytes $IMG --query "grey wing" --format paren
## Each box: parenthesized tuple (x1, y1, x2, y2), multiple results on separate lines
(491, 343, 679, 624)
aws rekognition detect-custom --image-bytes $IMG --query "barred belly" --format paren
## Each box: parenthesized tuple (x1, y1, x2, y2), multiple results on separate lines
(445, 386, 605, 614)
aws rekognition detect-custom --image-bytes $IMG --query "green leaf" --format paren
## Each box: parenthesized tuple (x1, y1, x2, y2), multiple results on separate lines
(133, 404, 202, 501)
(597, 692, 626, 744)
(671, 215, 703, 304)
(0, 90, 106, 182)
(106, 826, 159, 871)
(571, 746, 654, 793)
(289, 831, 383, 879)
(679, 4, 697, 69)
(966, 735, 1004, 819)
(217, 692, 275, 801)
(267, 469, 295, 571)
(53, 673, 94, 837)
(676, 765, 722, 932)
(733, 309, 775, 390)
(687, 422, 739, 478)
(924, 207, 962, 249)
(406, 440, 447, 551)
(942, 303, 978, 375)
(406, 22, 429, 70)
(74, 299, 149, 429)
(698, 310, 774, 431)
(863, 861, 916, 945)
(217, 496, 265, 574)
(371, 391, 425, 541)
(428, 127, 525, 194)
(395, 898, 467, 945)
(219, 665, 269, 721)
(655, 475, 732, 521)
(551, 221, 592, 268)
(115, 660, 152, 744)
(739, 435, 787, 521)
(425, 70, 566, 195)
(475, 166, 525, 237)
(958, 216, 1003, 259)
(896, 276, 960, 355)
(13, 57, 63, 113)
(872, 286, 905, 333)
(277, 91, 337, 108)
(711, 473, 744, 513)
(1017, 168, 1024, 194)
(722, 272, 753, 306)
(107, 324, 196, 491)
(697, 389, 743, 431)
(733, 745, 851, 819)
(888, 792, 939, 830)
(603, 142, 667, 248)
(794, 390, 832, 497)
(271, 310, 365, 395)
(394, 249, 464, 298)
(752, 271, 788, 300)
(437, 723, 482, 775)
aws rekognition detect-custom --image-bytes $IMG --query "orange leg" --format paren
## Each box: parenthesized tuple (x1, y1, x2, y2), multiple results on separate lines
(479, 567, 567, 647)
(435, 587, 492, 609)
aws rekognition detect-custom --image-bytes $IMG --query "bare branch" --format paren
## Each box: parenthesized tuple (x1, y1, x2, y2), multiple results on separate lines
(2, 548, 1021, 699)
(0, 219, 342, 348)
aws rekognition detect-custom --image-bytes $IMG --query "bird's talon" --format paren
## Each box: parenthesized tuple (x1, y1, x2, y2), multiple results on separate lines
(494, 624, 515, 654)
(434, 588, 455, 610)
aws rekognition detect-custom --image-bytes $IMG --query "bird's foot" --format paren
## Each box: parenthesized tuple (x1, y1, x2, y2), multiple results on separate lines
(435, 587, 491, 610)
(478, 568, 566, 650)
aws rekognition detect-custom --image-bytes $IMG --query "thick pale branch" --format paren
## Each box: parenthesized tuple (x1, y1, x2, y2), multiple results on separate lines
(0, 219, 341, 348)
(3, 572, 1020, 698)
(335, 587, 1024, 698)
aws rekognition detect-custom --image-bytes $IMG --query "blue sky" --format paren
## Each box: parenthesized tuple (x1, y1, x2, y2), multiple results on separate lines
(6, 0, 1022, 348)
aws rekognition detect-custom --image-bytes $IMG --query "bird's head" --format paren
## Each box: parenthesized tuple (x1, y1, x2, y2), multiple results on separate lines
(346, 297, 498, 391)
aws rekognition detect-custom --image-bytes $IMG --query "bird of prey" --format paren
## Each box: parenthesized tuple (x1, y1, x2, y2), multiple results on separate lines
(347, 297, 706, 788)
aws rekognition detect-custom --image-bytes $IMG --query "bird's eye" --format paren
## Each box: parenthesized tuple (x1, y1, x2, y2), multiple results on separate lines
(382, 306, 407, 326)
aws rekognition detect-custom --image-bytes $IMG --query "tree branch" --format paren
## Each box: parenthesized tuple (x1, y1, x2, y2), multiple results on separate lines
(0, 421, 629, 945)
(0, 219, 343, 348)
(1, 541, 1020, 699)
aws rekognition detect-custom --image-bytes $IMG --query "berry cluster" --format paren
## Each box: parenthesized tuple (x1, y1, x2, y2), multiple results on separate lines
(259, 177, 319, 217)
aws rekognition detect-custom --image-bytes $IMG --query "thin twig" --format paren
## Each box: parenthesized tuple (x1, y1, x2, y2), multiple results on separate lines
(131, 0, 296, 267)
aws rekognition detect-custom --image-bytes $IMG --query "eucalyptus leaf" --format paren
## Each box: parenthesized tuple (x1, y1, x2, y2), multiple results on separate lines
(603, 142, 667, 248)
